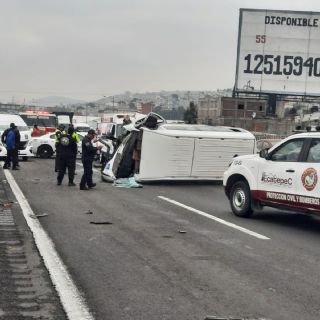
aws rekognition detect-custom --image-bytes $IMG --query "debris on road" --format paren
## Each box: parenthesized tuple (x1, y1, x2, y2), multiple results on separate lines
(90, 221, 113, 225)
(113, 177, 143, 188)
(1, 201, 11, 208)
(204, 316, 267, 320)
(84, 210, 93, 215)
(29, 213, 49, 219)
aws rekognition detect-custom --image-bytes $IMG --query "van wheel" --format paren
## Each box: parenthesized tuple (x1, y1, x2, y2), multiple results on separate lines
(230, 180, 253, 217)
(22, 157, 28, 161)
(38, 145, 53, 158)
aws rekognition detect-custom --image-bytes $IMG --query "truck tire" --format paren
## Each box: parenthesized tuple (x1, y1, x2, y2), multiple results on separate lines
(229, 180, 253, 217)
(38, 145, 53, 158)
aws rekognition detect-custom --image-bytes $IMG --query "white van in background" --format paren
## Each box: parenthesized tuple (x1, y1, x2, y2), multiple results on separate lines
(74, 122, 90, 133)
(97, 113, 145, 139)
(0, 114, 34, 160)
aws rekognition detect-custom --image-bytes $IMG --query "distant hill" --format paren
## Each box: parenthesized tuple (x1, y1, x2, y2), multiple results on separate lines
(28, 96, 87, 107)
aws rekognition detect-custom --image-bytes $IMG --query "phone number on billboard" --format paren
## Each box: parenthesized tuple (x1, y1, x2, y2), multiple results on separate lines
(243, 54, 320, 77)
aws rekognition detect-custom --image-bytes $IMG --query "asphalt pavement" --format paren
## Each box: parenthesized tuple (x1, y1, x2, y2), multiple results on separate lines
(3, 158, 320, 320)
(0, 167, 67, 320)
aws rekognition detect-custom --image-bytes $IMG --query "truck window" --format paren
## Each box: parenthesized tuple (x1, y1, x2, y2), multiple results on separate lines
(307, 139, 320, 162)
(270, 139, 304, 162)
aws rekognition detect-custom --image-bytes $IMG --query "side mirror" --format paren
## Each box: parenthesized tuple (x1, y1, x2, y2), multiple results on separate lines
(259, 148, 270, 160)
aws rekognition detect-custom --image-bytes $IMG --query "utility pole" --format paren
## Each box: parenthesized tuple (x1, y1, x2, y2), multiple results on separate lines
(112, 96, 115, 113)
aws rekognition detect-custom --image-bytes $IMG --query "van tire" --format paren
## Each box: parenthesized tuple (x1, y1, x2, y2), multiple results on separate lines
(38, 145, 53, 158)
(22, 157, 28, 161)
(230, 180, 253, 217)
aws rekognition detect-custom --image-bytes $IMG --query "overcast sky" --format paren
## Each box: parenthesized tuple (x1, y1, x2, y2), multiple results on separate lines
(1, 0, 320, 103)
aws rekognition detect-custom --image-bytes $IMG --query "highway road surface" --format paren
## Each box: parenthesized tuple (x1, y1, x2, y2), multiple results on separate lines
(5, 158, 320, 320)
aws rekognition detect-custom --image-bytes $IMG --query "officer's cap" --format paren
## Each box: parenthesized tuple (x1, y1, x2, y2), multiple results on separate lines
(88, 129, 96, 135)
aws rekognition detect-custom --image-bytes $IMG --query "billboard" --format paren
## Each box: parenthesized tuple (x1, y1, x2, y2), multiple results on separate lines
(235, 9, 320, 96)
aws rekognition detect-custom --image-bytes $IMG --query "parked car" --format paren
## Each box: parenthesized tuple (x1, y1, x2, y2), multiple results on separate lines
(224, 132, 320, 217)
(73, 122, 90, 133)
(31, 132, 85, 158)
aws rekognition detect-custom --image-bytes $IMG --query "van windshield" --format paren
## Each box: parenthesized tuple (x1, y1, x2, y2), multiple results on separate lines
(0, 125, 29, 131)
(20, 114, 56, 128)
(17, 126, 30, 131)
(75, 126, 89, 132)
(0, 125, 29, 132)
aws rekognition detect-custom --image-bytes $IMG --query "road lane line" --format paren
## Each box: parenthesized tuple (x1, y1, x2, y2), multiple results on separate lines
(4, 170, 95, 320)
(158, 196, 270, 240)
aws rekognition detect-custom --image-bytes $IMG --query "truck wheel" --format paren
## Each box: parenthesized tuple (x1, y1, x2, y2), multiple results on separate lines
(230, 180, 253, 217)
(38, 145, 53, 158)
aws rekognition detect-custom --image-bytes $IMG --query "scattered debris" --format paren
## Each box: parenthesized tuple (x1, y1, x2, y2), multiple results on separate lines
(1, 202, 11, 209)
(84, 210, 93, 215)
(204, 317, 243, 320)
(204, 317, 267, 320)
(162, 235, 173, 238)
(113, 177, 143, 188)
(29, 213, 49, 219)
(90, 221, 113, 225)
(36, 213, 49, 218)
(178, 230, 186, 234)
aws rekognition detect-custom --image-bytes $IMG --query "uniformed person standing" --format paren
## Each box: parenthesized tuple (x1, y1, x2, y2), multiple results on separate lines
(80, 129, 101, 190)
(67, 124, 80, 175)
(1, 123, 15, 169)
(55, 124, 66, 172)
(56, 129, 77, 186)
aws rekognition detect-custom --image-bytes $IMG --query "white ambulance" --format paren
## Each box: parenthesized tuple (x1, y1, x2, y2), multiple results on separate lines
(224, 132, 320, 217)
(0, 114, 33, 161)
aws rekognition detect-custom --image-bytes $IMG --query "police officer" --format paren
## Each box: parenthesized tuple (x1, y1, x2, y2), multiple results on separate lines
(67, 124, 80, 176)
(55, 124, 66, 172)
(56, 128, 77, 186)
(1, 123, 15, 169)
(80, 129, 101, 190)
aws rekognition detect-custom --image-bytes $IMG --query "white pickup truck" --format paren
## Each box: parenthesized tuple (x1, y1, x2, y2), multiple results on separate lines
(224, 132, 320, 217)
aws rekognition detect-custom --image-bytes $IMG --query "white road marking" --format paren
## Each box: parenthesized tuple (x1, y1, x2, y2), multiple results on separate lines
(158, 196, 270, 240)
(4, 170, 95, 320)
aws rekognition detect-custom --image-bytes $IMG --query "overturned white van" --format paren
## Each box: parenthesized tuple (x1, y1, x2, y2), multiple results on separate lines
(102, 113, 256, 182)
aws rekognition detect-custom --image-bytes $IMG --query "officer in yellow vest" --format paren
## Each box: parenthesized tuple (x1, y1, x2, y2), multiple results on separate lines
(54, 124, 66, 172)
(68, 124, 80, 176)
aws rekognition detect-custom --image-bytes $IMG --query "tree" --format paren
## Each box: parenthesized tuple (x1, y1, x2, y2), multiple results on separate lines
(184, 102, 197, 124)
